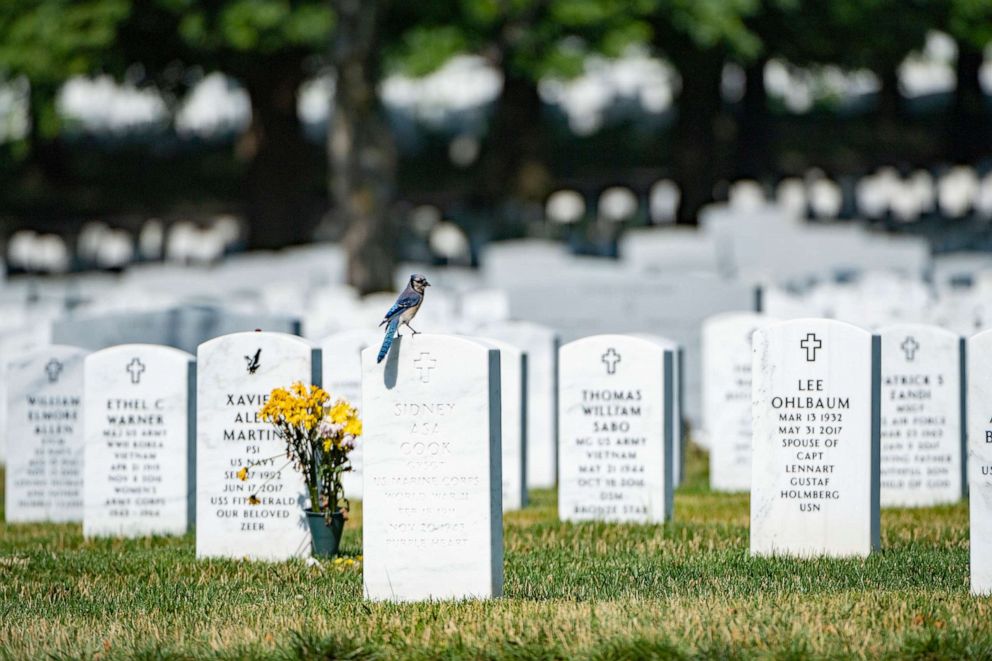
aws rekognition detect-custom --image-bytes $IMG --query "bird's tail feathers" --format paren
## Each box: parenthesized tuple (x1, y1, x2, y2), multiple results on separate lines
(377, 317, 400, 363)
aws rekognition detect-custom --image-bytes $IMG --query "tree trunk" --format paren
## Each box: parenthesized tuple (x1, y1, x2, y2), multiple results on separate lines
(876, 64, 903, 123)
(475, 69, 546, 211)
(737, 56, 770, 179)
(243, 69, 314, 250)
(330, 0, 397, 295)
(672, 49, 724, 225)
(27, 82, 70, 185)
(949, 43, 986, 163)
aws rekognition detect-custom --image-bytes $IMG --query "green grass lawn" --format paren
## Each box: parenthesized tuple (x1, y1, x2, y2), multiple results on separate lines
(1, 445, 989, 660)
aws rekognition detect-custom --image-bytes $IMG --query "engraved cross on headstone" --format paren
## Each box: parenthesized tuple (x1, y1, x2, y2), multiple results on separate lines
(127, 357, 146, 384)
(901, 336, 920, 361)
(413, 352, 437, 383)
(800, 333, 822, 362)
(602, 348, 621, 375)
(45, 359, 63, 383)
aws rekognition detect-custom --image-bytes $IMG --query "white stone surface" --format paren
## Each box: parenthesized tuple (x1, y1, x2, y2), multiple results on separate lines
(362, 334, 503, 601)
(968, 330, 992, 594)
(83, 344, 195, 537)
(319, 329, 379, 501)
(702, 312, 778, 492)
(5, 345, 87, 522)
(196, 332, 317, 560)
(558, 334, 673, 523)
(477, 321, 558, 489)
(751, 319, 879, 558)
(878, 324, 963, 508)
(0, 325, 54, 464)
(476, 337, 526, 511)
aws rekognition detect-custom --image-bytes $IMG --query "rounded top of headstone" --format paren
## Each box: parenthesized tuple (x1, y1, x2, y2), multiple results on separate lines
(729, 180, 765, 210)
(361, 333, 500, 372)
(546, 189, 586, 225)
(7, 230, 37, 269)
(87, 343, 196, 363)
(759, 317, 873, 339)
(629, 333, 680, 350)
(429, 222, 470, 260)
(561, 333, 671, 354)
(876, 322, 960, 341)
(598, 187, 638, 223)
(197, 330, 313, 355)
(648, 179, 679, 224)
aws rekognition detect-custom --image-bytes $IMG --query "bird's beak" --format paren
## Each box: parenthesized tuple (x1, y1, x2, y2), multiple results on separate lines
(425, 281, 431, 287)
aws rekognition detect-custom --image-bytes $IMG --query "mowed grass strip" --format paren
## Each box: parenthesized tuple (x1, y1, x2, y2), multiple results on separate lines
(0, 446, 989, 660)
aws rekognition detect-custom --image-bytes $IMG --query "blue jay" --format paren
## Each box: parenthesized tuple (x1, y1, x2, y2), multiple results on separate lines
(377, 273, 430, 363)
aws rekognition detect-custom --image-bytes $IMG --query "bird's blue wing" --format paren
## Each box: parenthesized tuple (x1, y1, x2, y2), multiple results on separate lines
(381, 293, 421, 323)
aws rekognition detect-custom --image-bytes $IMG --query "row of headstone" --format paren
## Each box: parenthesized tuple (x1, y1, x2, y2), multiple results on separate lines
(5, 343, 195, 538)
(3, 329, 533, 563)
(746, 319, 992, 597)
(746, 318, 992, 599)
(703, 315, 966, 509)
(6, 323, 992, 601)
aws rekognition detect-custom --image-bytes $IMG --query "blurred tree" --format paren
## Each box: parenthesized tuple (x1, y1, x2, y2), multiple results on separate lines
(0, 0, 129, 183)
(775, 1, 937, 121)
(946, 0, 992, 162)
(387, 0, 651, 226)
(119, 0, 335, 250)
(329, 0, 397, 295)
(647, 0, 761, 224)
(735, 0, 800, 179)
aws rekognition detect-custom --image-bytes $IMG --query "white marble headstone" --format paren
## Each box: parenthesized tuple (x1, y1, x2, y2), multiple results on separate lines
(968, 329, 992, 594)
(5, 345, 87, 522)
(319, 329, 379, 500)
(476, 337, 526, 511)
(196, 331, 318, 560)
(476, 321, 558, 490)
(83, 345, 195, 537)
(751, 319, 880, 557)
(0, 324, 54, 465)
(879, 324, 963, 508)
(558, 334, 673, 523)
(362, 334, 503, 601)
(702, 313, 778, 492)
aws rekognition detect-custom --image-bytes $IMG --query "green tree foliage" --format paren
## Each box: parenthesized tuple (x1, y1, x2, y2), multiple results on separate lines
(121, 0, 335, 249)
(384, 0, 655, 220)
(0, 0, 334, 247)
(947, 0, 992, 48)
(0, 0, 129, 181)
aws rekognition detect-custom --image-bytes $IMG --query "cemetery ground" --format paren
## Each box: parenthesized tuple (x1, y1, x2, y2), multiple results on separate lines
(0, 447, 987, 660)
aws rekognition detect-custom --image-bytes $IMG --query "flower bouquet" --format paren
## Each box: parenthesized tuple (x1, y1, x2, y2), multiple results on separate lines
(241, 382, 361, 557)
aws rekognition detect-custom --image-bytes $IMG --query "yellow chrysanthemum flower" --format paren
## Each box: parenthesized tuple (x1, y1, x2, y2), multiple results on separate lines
(329, 401, 352, 424)
(237, 467, 249, 481)
(344, 417, 362, 437)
